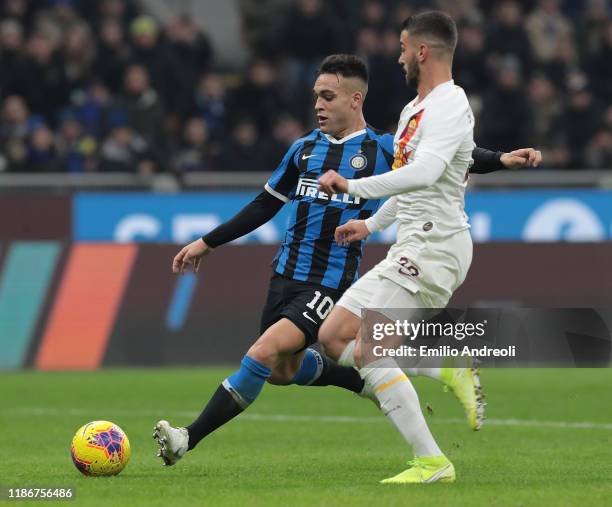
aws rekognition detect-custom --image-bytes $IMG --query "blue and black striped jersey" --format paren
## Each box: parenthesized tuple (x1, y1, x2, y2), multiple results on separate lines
(264, 127, 394, 291)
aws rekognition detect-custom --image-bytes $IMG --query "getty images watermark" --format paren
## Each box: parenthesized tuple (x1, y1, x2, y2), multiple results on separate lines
(360, 308, 612, 368)
(369, 317, 516, 359)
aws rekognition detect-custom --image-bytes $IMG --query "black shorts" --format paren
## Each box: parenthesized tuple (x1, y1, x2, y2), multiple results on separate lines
(259, 273, 344, 347)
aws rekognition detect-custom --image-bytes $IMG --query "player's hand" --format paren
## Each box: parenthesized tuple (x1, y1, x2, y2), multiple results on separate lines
(500, 148, 542, 169)
(172, 238, 212, 274)
(319, 170, 348, 195)
(335, 219, 370, 246)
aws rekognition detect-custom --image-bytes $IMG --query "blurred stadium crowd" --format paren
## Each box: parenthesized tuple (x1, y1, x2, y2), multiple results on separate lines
(0, 0, 611, 174)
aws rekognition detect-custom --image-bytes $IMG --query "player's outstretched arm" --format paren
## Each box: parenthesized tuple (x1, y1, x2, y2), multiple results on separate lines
(171, 190, 285, 274)
(322, 152, 447, 200)
(470, 146, 542, 174)
(203, 191, 285, 248)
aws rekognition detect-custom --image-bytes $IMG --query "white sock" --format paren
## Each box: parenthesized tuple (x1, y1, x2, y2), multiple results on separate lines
(338, 340, 356, 367)
(403, 367, 442, 381)
(360, 358, 442, 457)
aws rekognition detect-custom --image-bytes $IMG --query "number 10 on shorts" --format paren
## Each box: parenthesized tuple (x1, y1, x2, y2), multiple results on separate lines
(306, 291, 334, 319)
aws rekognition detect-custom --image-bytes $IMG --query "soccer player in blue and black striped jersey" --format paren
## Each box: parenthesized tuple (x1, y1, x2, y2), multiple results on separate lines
(153, 54, 539, 465)
(265, 124, 392, 292)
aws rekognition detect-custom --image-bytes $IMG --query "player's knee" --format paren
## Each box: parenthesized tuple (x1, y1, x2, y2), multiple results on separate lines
(247, 340, 278, 367)
(248, 326, 301, 368)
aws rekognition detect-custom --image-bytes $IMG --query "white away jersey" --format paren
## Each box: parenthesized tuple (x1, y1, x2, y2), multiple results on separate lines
(392, 79, 475, 240)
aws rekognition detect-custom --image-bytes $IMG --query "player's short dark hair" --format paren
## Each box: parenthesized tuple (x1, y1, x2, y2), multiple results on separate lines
(401, 11, 458, 54)
(318, 54, 369, 84)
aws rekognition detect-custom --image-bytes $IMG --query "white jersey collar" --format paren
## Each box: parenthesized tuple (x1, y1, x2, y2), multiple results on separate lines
(412, 79, 455, 107)
(323, 128, 367, 144)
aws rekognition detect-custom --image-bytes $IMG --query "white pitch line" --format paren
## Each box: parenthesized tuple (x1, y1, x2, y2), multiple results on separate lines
(5, 407, 612, 431)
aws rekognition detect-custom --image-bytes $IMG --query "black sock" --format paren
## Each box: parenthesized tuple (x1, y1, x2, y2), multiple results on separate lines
(186, 384, 244, 450)
(308, 346, 364, 394)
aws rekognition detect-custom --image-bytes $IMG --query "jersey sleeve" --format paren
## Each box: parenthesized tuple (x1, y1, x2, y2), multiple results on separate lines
(416, 101, 474, 166)
(365, 196, 397, 232)
(470, 146, 505, 173)
(203, 191, 285, 248)
(348, 151, 447, 199)
(264, 140, 302, 203)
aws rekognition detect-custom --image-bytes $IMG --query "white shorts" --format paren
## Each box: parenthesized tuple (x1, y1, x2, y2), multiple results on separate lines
(338, 229, 473, 315)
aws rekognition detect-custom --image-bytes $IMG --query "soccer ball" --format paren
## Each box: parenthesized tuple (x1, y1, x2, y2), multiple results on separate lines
(70, 421, 131, 476)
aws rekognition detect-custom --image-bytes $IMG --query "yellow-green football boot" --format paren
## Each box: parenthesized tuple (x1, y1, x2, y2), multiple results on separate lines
(381, 455, 456, 484)
(441, 365, 485, 430)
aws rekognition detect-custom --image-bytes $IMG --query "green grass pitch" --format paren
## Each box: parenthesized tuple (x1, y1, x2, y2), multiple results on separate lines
(1, 368, 612, 506)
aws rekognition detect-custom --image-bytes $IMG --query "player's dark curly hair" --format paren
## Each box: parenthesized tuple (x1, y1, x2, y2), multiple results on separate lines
(401, 11, 458, 53)
(318, 54, 369, 83)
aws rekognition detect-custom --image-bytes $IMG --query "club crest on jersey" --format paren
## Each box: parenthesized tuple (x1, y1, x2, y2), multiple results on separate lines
(393, 109, 424, 169)
(350, 153, 367, 171)
(296, 177, 361, 204)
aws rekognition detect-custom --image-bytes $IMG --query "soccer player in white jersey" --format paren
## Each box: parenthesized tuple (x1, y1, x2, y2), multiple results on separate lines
(318, 11, 479, 484)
